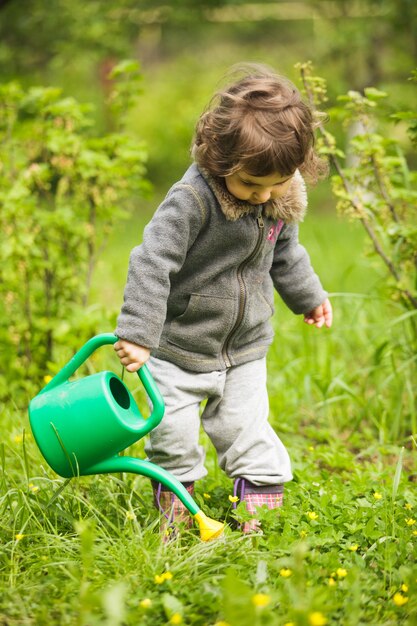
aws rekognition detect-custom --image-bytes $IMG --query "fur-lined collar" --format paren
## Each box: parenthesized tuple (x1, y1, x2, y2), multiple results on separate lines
(200, 167, 307, 223)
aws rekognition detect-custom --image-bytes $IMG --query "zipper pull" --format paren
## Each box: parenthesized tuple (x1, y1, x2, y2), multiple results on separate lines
(257, 210, 264, 229)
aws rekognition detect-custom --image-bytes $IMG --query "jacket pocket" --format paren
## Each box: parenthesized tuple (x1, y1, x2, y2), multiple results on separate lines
(232, 284, 275, 348)
(166, 293, 236, 355)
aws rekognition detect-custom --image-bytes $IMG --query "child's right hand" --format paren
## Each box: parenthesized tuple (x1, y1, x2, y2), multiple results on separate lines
(113, 339, 151, 372)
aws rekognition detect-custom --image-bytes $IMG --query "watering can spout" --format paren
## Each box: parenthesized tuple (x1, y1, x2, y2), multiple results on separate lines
(193, 512, 225, 542)
(85, 455, 225, 542)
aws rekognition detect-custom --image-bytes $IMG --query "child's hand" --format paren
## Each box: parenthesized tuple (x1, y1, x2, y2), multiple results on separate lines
(113, 339, 151, 372)
(303, 298, 333, 329)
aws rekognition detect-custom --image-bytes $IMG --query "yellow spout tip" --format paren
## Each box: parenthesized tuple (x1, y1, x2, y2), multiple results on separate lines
(194, 511, 225, 542)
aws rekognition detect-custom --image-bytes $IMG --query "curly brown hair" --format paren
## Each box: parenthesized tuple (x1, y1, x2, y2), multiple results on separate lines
(192, 64, 328, 183)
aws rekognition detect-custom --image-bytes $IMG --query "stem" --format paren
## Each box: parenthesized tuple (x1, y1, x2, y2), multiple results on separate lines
(42, 244, 54, 364)
(371, 155, 400, 223)
(83, 196, 96, 307)
(23, 265, 33, 364)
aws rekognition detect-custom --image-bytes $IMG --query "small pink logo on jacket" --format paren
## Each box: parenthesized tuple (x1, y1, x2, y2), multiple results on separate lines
(267, 219, 284, 244)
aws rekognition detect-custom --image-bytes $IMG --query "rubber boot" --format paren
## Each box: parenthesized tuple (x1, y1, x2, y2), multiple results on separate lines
(152, 480, 194, 541)
(233, 478, 284, 533)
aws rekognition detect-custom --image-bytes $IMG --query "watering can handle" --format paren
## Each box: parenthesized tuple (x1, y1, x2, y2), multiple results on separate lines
(39, 333, 164, 429)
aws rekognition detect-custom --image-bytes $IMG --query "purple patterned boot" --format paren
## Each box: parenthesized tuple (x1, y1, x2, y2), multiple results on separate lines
(233, 478, 284, 533)
(152, 481, 194, 540)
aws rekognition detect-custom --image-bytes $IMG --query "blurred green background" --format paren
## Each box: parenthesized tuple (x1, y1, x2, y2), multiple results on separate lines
(1, 0, 416, 185)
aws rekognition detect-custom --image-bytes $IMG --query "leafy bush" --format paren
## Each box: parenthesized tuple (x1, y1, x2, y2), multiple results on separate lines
(295, 64, 417, 442)
(0, 61, 149, 401)
(298, 63, 417, 314)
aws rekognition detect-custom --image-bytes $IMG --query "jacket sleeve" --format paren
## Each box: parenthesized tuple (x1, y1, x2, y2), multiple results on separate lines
(270, 223, 327, 314)
(115, 184, 205, 348)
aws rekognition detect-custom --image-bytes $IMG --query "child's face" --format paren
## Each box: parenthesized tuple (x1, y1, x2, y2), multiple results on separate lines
(225, 170, 294, 205)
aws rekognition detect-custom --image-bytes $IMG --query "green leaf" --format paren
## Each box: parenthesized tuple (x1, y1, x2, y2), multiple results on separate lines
(255, 559, 268, 585)
(364, 87, 388, 100)
(392, 447, 404, 500)
(391, 112, 416, 122)
(162, 593, 184, 619)
(222, 569, 257, 626)
(109, 59, 141, 78)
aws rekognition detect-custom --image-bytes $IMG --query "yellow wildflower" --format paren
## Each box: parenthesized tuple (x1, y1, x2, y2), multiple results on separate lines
(139, 598, 152, 609)
(373, 492, 382, 500)
(406, 518, 416, 526)
(15, 534, 25, 541)
(279, 568, 292, 578)
(43, 375, 53, 384)
(308, 612, 328, 626)
(170, 614, 182, 625)
(251, 593, 271, 608)
(307, 511, 318, 521)
(125, 511, 136, 521)
(308, 446, 314, 451)
(214, 622, 230, 626)
(284, 623, 295, 626)
(336, 568, 347, 578)
(300, 530, 308, 538)
(413, 530, 417, 536)
(154, 571, 173, 583)
(393, 592, 409, 607)
(401, 584, 409, 593)
(328, 577, 336, 586)
(203, 493, 211, 499)
(405, 503, 412, 510)
(348, 544, 358, 551)
(14, 434, 23, 444)
(228, 495, 239, 503)
(29, 483, 39, 494)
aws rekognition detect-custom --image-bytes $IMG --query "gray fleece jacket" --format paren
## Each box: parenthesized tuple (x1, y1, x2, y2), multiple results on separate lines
(115, 163, 327, 372)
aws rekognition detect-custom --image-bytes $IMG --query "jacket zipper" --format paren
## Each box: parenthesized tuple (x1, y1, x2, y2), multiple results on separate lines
(222, 208, 265, 367)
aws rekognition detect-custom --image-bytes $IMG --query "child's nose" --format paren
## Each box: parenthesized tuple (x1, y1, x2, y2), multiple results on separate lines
(255, 189, 271, 203)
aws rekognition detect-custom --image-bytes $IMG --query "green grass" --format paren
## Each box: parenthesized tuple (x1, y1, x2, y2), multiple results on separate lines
(1, 200, 416, 625)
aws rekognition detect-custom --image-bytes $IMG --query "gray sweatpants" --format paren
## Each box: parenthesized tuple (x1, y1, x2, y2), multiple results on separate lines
(144, 356, 293, 486)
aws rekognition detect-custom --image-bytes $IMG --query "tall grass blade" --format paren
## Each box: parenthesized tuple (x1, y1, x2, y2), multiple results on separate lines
(46, 478, 73, 508)
(392, 447, 404, 500)
(22, 428, 30, 482)
(0, 442, 5, 480)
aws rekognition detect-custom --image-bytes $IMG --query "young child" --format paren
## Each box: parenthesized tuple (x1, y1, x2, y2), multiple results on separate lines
(114, 64, 332, 534)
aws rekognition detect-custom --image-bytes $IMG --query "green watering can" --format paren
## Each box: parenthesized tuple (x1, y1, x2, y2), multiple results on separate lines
(28, 333, 224, 541)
